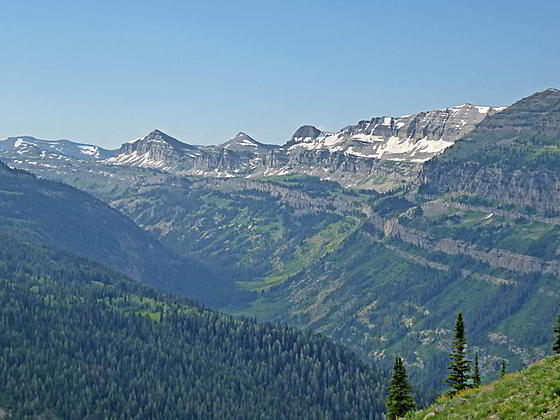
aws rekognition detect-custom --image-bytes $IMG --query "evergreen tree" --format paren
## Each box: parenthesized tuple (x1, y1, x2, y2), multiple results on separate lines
(386, 357, 415, 419)
(446, 313, 470, 394)
(473, 353, 481, 388)
(500, 360, 507, 379)
(554, 307, 560, 354)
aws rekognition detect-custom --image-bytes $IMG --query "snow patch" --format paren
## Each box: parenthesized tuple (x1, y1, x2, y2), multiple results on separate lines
(238, 139, 257, 147)
(475, 106, 490, 114)
(78, 145, 100, 157)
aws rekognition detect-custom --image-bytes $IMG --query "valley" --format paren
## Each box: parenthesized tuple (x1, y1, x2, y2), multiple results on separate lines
(1, 89, 558, 401)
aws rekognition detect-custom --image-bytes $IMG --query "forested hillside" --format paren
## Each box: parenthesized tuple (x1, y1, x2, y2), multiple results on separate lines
(0, 161, 245, 307)
(0, 233, 386, 419)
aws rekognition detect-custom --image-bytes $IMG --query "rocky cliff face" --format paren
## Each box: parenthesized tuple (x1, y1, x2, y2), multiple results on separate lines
(422, 89, 560, 213)
(106, 129, 200, 171)
(284, 103, 504, 162)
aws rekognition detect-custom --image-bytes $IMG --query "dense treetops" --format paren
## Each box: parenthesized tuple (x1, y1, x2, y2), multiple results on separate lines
(0, 233, 386, 419)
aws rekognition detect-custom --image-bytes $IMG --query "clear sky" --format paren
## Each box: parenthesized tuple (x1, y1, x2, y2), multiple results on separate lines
(1, 0, 559, 148)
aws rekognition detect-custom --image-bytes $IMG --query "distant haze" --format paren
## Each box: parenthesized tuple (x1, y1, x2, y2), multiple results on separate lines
(0, 0, 558, 148)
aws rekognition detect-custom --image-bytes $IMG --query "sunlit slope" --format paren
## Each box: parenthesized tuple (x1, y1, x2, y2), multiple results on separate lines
(406, 356, 560, 419)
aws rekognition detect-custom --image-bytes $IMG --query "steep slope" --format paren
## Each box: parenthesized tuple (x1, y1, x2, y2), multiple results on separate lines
(407, 356, 560, 419)
(1, 90, 557, 400)
(422, 88, 560, 213)
(0, 160, 239, 307)
(91, 173, 373, 281)
(245, 216, 558, 397)
(0, 233, 386, 419)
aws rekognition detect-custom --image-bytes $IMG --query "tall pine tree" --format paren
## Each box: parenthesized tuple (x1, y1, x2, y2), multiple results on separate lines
(554, 307, 560, 354)
(473, 352, 481, 388)
(446, 313, 470, 394)
(386, 357, 415, 419)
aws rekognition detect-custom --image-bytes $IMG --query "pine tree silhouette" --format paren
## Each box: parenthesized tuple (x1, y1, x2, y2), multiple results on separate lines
(473, 352, 481, 388)
(446, 313, 471, 394)
(386, 357, 415, 419)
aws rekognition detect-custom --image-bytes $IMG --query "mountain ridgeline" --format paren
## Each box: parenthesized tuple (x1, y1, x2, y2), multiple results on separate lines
(2, 101, 505, 191)
(422, 88, 560, 213)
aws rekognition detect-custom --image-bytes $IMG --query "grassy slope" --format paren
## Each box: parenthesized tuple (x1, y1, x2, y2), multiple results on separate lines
(237, 225, 557, 399)
(406, 355, 560, 419)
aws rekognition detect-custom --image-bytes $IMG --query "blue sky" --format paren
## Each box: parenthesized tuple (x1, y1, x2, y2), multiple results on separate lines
(1, 1, 559, 148)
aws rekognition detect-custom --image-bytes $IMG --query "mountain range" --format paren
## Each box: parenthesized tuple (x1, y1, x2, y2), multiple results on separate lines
(1, 101, 506, 191)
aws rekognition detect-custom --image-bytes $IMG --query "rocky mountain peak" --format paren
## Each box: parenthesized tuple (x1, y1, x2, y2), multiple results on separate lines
(148, 128, 165, 136)
(220, 132, 277, 154)
(226, 132, 257, 145)
(540, 87, 560, 94)
(462, 87, 560, 143)
(291, 125, 323, 140)
(233, 131, 252, 139)
(522, 88, 560, 107)
(142, 129, 191, 148)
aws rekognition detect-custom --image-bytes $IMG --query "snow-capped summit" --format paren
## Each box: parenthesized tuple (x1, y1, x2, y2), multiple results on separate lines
(0, 136, 116, 160)
(219, 132, 277, 154)
(106, 129, 200, 171)
(283, 103, 505, 163)
(284, 125, 327, 149)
